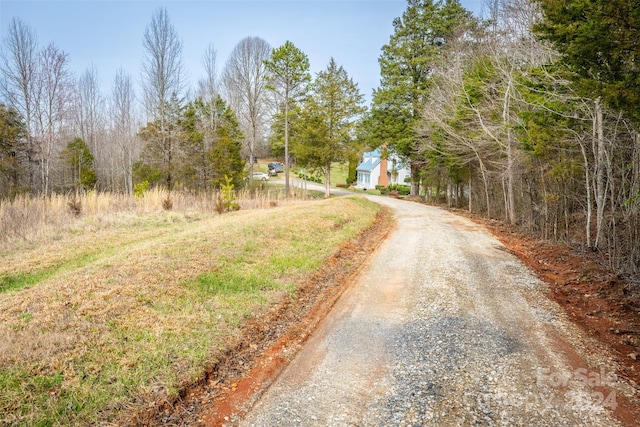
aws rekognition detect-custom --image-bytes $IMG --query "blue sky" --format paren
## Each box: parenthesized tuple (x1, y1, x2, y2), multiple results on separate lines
(0, 0, 483, 104)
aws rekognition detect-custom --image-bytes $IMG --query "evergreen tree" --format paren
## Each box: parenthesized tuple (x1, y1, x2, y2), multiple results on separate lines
(0, 103, 26, 198)
(268, 102, 300, 159)
(534, 0, 640, 123)
(60, 137, 97, 191)
(137, 94, 184, 190)
(371, 0, 474, 195)
(136, 95, 245, 191)
(294, 58, 365, 197)
(264, 41, 311, 195)
(206, 99, 245, 188)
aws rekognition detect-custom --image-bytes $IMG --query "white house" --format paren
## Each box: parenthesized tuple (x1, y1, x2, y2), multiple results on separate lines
(355, 148, 410, 190)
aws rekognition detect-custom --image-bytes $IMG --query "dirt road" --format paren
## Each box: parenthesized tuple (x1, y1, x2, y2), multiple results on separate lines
(239, 196, 633, 426)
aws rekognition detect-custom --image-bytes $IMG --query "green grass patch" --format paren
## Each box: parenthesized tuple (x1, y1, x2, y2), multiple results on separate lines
(305, 162, 350, 187)
(330, 162, 350, 187)
(0, 250, 113, 293)
(0, 222, 191, 294)
(192, 271, 278, 295)
(0, 271, 50, 293)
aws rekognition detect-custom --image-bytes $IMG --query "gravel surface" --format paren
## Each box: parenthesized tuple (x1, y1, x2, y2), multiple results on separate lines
(238, 196, 627, 426)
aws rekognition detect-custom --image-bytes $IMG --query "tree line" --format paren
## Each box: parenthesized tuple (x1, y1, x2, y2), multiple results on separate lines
(1, 0, 639, 276)
(0, 7, 365, 200)
(362, 0, 639, 276)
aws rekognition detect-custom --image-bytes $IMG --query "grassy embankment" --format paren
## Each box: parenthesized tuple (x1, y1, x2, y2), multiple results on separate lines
(0, 190, 381, 426)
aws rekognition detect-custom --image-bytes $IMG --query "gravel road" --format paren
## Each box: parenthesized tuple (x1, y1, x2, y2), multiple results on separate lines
(239, 196, 630, 426)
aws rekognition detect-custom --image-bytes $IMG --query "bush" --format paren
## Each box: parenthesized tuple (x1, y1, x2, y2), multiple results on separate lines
(67, 196, 82, 217)
(388, 184, 410, 196)
(162, 197, 173, 211)
(375, 185, 388, 195)
(297, 172, 322, 183)
(216, 175, 240, 213)
(134, 180, 149, 198)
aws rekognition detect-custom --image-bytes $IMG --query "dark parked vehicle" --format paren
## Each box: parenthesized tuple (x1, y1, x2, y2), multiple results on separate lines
(268, 162, 284, 173)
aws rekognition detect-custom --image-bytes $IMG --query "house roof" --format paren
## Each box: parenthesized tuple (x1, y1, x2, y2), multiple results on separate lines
(357, 148, 410, 173)
(357, 148, 382, 172)
(356, 156, 380, 172)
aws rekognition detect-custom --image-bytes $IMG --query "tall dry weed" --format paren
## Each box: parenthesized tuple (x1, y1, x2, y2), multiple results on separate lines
(0, 188, 312, 251)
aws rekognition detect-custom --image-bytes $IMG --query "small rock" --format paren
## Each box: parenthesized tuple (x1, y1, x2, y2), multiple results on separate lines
(628, 352, 638, 360)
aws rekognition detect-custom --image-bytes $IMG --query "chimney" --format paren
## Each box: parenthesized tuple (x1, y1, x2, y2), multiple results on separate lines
(378, 145, 389, 186)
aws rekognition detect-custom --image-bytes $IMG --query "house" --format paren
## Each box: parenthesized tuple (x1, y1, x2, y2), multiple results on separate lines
(355, 148, 410, 190)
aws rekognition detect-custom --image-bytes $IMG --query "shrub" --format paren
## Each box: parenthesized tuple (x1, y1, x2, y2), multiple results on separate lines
(216, 175, 240, 214)
(297, 172, 322, 183)
(67, 196, 82, 217)
(134, 180, 149, 198)
(388, 184, 410, 196)
(375, 185, 388, 195)
(162, 197, 173, 211)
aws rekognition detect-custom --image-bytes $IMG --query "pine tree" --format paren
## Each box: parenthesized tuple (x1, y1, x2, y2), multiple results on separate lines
(371, 0, 474, 195)
(264, 41, 311, 196)
(0, 103, 26, 198)
(534, 0, 640, 123)
(60, 137, 97, 191)
(294, 59, 365, 197)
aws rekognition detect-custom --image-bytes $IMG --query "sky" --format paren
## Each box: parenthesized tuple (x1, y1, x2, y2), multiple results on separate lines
(0, 0, 484, 105)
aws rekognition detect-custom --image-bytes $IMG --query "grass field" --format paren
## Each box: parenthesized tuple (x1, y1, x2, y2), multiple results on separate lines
(0, 194, 382, 426)
(328, 162, 349, 187)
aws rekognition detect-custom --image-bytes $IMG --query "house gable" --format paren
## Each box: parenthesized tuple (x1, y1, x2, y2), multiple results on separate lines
(356, 147, 411, 189)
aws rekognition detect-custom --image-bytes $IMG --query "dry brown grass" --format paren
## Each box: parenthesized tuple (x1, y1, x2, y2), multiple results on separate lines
(0, 187, 310, 253)
(0, 193, 380, 425)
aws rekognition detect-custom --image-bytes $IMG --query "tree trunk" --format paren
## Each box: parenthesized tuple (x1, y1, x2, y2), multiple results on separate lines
(503, 75, 516, 225)
(501, 175, 508, 223)
(468, 176, 472, 213)
(284, 93, 290, 197)
(410, 161, 420, 196)
(593, 98, 606, 249)
(541, 167, 549, 240)
(324, 160, 331, 198)
(578, 138, 592, 248)
(480, 162, 490, 218)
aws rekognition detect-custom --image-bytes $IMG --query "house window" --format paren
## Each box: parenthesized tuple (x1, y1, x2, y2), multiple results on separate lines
(358, 171, 370, 188)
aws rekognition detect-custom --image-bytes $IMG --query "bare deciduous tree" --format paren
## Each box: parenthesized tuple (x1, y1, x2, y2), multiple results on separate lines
(34, 43, 71, 195)
(74, 63, 105, 173)
(110, 67, 137, 194)
(198, 43, 218, 104)
(193, 44, 222, 187)
(222, 36, 271, 177)
(198, 43, 222, 148)
(0, 17, 39, 190)
(141, 6, 186, 194)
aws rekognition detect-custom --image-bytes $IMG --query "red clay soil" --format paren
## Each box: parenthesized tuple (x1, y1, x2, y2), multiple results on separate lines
(480, 219, 640, 425)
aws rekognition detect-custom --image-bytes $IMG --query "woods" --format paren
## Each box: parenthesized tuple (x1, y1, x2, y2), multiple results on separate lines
(402, 0, 640, 276)
(1, 0, 639, 277)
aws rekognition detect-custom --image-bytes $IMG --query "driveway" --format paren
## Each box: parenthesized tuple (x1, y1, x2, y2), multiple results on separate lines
(271, 176, 353, 196)
(239, 195, 629, 426)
